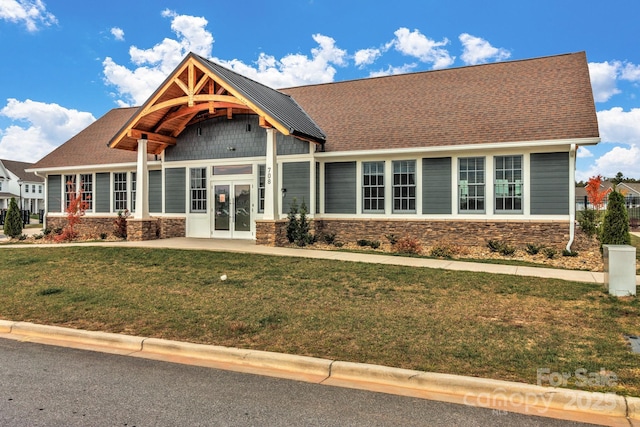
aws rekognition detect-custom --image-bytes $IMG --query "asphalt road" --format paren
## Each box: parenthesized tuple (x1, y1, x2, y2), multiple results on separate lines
(0, 338, 600, 427)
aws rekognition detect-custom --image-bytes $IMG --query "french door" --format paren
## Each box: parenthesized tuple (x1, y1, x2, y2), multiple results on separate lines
(212, 181, 252, 239)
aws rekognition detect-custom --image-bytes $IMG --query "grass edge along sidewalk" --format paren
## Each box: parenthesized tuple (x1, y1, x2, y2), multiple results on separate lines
(0, 246, 639, 397)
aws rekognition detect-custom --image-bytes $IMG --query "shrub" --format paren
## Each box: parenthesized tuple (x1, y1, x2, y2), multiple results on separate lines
(100, 233, 108, 240)
(322, 232, 337, 245)
(357, 239, 370, 247)
(54, 181, 90, 243)
(525, 243, 543, 255)
(562, 249, 578, 257)
(3, 197, 23, 238)
(577, 208, 599, 238)
(487, 239, 504, 253)
(333, 242, 344, 248)
(356, 239, 381, 249)
(430, 244, 454, 258)
(600, 189, 631, 248)
(385, 234, 399, 245)
(18, 234, 27, 241)
(499, 245, 516, 256)
(394, 237, 423, 255)
(542, 247, 557, 259)
(369, 240, 381, 249)
(113, 210, 130, 239)
(286, 198, 299, 243)
(286, 198, 314, 247)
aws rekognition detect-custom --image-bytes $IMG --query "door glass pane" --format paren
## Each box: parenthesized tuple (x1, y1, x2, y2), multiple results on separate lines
(214, 185, 229, 231)
(234, 184, 251, 232)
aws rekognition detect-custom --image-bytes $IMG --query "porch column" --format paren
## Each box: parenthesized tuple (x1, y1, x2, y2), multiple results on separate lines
(135, 137, 149, 219)
(263, 128, 278, 220)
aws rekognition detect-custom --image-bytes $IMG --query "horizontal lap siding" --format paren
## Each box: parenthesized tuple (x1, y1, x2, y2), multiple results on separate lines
(282, 162, 310, 213)
(423, 157, 452, 214)
(325, 162, 356, 214)
(530, 152, 569, 214)
(165, 168, 186, 213)
(149, 170, 162, 213)
(95, 172, 110, 213)
(47, 175, 62, 212)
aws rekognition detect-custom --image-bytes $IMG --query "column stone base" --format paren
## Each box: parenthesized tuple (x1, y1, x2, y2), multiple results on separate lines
(255, 219, 288, 246)
(126, 218, 158, 241)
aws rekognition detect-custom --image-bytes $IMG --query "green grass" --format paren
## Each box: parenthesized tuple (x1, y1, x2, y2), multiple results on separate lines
(0, 246, 639, 396)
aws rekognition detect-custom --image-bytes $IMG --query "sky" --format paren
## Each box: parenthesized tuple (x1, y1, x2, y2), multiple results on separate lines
(0, 0, 639, 182)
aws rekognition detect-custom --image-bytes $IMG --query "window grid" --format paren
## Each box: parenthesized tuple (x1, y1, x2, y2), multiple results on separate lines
(494, 155, 523, 212)
(64, 174, 77, 209)
(131, 172, 137, 213)
(392, 160, 416, 213)
(80, 173, 93, 211)
(25, 184, 29, 193)
(362, 161, 385, 213)
(459, 157, 485, 212)
(113, 172, 127, 212)
(258, 166, 265, 213)
(190, 168, 207, 213)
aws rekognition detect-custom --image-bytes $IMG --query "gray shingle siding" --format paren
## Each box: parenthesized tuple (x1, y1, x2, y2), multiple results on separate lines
(165, 167, 186, 213)
(47, 175, 62, 213)
(282, 162, 310, 214)
(149, 170, 162, 213)
(164, 115, 309, 162)
(423, 157, 452, 214)
(95, 172, 110, 213)
(324, 162, 356, 214)
(530, 152, 569, 215)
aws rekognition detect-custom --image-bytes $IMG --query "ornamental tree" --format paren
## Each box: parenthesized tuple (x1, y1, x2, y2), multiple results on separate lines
(585, 175, 609, 210)
(3, 197, 23, 238)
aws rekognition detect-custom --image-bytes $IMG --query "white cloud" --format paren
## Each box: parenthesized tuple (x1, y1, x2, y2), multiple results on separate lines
(577, 146, 593, 158)
(103, 10, 214, 106)
(459, 33, 510, 65)
(354, 48, 382, 67)
(588, 62, 621, 103)
(214, 34, 347, 88)
(620, 62, 640, 82)
(369, 63, 417, 78)
(597, 107, 640, 145)
(0, 99, 95, 162)
(110, 27, 124, 41)
(577, 144, 640, 182)
(390, 27, 454, 69)
(0, 0, 56, 32)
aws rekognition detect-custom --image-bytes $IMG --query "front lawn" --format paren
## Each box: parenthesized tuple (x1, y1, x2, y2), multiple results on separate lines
(0, 246, 638, 396)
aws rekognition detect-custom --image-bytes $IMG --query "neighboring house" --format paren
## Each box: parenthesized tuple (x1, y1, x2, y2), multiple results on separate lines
(576, 180, 640, 210)
(0, 159, 44, 212)
(29, 51, 599, 249)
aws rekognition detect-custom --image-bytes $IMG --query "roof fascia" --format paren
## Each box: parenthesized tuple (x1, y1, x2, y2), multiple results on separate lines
(314, 137, 601, 158)
(27, 161, 162, 175)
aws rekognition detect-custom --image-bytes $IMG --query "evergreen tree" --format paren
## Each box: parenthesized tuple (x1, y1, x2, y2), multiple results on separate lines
(297, 199, 311, 246)
(286, 197, 299, 243)
(3, 197, 23, 238)
(600, 189, 631, 248)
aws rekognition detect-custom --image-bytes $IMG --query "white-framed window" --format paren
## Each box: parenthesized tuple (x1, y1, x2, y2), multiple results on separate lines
(38, 185, 42, 194)
(494, 155, 523, 213)
(25, 184, 29, 193)
(80, 173, 93, 211)
(392, 160, 416, 213)
(0, 181, 2, 191)
(32, 184, 35, 193)
(113, 172, 127, 212)
(362, 161, 385, 213)
(190, 167, 207, 213)
(459, 157, 485, 213)
(64, 174, 77, 209)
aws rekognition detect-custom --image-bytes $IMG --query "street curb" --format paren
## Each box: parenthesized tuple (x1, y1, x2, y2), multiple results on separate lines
(2, 321, 636, 422)
(141, 337, 332, 378)
(328, 361, 629, 418)
(10, 322, 144, 352)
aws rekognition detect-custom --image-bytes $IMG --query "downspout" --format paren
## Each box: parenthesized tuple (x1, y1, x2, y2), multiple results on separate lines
(566, 144, 577, 251)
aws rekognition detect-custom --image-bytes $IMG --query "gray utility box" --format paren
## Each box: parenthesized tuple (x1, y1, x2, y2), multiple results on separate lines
(603, 245, 637, 297)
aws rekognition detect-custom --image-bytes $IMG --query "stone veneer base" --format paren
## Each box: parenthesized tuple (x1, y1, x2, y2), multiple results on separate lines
(45, 215, 186, 241)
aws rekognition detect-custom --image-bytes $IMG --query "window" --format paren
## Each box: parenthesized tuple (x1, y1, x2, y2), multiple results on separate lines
(80, 173, 93, 210)
(459, 157, 485, 213)
(113, 172, 127, 211)
(0, 181, 2, 191)
(212, 165, 252, 175)
(64, 174, 77, 209)
(258, 165, 265, 213)
(38, 185, 42, 194)
(392, 160, 416, 213)
(131, 172, 137, 213)
(362, 161, 385, 213)
(25, 184, 29, 193)
(494, 155, 523, 212)
(32, 184, 35, 193)
(190, 168, 207, 213)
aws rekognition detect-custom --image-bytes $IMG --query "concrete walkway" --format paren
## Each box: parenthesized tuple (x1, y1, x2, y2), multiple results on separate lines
(2, 230, 640, 285)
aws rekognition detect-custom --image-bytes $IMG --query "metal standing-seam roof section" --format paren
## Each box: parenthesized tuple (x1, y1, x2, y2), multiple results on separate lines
(194, 54, 326, 143)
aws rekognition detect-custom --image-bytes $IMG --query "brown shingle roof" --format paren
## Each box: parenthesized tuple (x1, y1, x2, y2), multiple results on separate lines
(32, 107, 140, 169)
(1, 159, 43, 182)
(281, 52, 599, 152)
(33, 52, 598, 169)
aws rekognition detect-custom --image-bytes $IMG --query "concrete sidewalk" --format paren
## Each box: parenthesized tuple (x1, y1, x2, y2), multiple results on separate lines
(2, 233, 639, 285)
